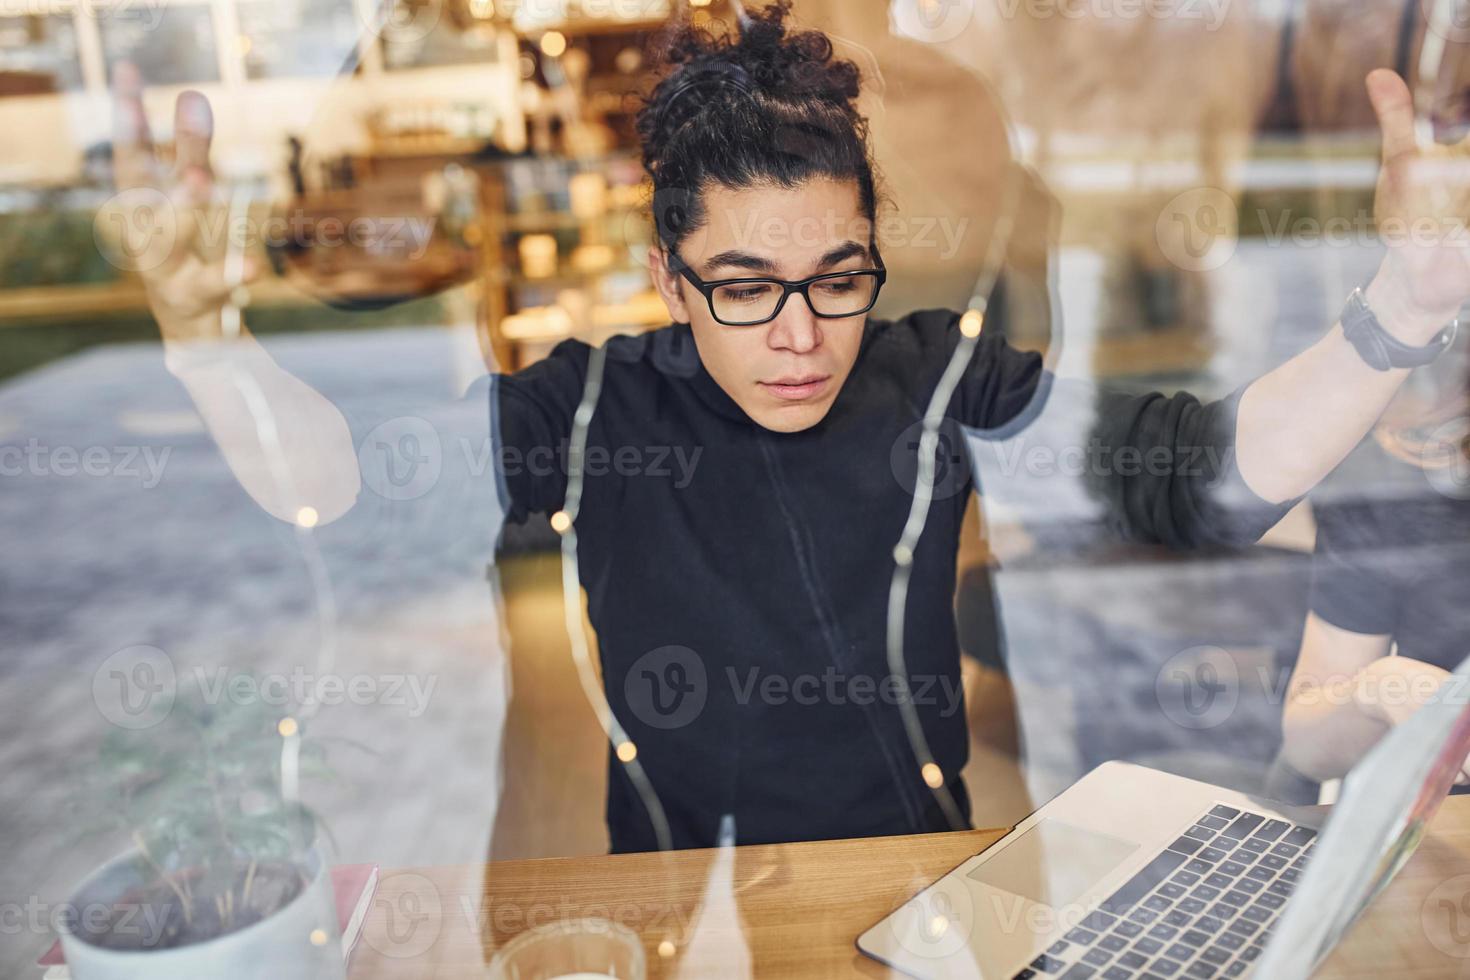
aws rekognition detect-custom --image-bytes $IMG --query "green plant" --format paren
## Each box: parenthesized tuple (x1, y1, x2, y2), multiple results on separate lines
(72, 675, 334, 951)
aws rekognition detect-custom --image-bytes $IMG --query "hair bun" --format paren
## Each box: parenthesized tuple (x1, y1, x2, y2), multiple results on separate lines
(640, 0, 864, 170)
(729, 0, 860, 106)
(635, 1, 881, 255)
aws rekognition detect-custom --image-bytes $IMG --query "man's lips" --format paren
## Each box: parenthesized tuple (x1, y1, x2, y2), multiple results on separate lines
(759, 375, 831, 401)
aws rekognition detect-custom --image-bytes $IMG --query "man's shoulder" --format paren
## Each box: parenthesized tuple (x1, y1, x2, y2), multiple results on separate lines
(495, 323, 698, 417)
(866, 307, 962, 340)
(517, 323, 697, 376)
(861, 306, 1023, 372)
(603, 322, 703, 380)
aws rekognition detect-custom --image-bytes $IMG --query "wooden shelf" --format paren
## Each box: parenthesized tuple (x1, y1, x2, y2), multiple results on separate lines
(0, 278, 307, 324)
(519, 14, 669, 38)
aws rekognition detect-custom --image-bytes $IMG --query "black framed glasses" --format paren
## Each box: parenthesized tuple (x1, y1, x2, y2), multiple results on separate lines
(667, 248, 887, 327)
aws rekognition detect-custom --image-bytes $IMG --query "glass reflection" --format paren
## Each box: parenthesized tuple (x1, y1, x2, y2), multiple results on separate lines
(5, 0, 1470, 977)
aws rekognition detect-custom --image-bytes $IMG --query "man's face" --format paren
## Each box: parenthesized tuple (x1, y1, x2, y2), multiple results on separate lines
(649, 177, 876, 433)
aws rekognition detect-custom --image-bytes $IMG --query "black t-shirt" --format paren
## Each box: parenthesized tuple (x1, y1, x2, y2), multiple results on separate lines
(1309, 437, 1470, 669)
(493, 306, 1292, 852)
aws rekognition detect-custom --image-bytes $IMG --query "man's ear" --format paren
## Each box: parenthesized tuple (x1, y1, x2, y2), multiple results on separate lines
(648, 246, 692, 324)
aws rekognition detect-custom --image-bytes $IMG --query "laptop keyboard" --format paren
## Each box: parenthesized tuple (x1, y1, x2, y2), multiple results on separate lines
(1011, 804, 1317, 980)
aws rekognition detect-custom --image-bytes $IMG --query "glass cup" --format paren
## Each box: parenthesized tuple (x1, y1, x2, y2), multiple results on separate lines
(488, 917, 646, 980)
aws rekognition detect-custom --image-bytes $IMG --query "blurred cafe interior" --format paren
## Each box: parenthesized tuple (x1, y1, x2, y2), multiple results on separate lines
(6, 0, 1470, 976)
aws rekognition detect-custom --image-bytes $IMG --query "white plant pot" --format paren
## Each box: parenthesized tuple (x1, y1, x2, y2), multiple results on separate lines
(58, 845, 345, 980)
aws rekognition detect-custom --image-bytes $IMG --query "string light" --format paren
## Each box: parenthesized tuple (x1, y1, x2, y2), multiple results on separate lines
(616, 740, 638, 763)
(214, 179, 340, 811)
(960, 309, 984, 338)
(884, 108, 1025, 832)
(550, 510, 572, 533)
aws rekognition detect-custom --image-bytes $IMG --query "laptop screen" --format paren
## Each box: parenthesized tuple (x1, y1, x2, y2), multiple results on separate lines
(1255, 652, 1470, 976)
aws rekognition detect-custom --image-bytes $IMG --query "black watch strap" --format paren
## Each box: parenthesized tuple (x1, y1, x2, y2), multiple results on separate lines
(1341, 286, 1458, 371)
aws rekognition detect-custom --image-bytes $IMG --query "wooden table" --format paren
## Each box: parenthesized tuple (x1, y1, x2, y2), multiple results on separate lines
(351, 796, 1470, 978)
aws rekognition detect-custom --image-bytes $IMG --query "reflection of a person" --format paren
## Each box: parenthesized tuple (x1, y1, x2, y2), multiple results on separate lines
(116, 1, 1470, 854)
(1281, 341, 1470, 785)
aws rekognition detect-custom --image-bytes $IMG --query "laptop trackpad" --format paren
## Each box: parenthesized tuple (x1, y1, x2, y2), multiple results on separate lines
(967, 818, 1140, 910)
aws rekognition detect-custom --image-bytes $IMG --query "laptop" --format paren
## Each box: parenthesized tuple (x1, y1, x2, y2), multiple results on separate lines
(858, 653, 1470, 979)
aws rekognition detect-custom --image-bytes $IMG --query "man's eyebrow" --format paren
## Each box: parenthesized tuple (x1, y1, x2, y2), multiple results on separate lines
(701, 250, 777, 276)
(814, 241, 869, 270)
(701, 241, 870, 277)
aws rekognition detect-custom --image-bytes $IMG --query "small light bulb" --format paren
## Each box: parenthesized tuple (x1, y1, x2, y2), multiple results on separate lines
(959, 310, 984, 338)
(295, 506, 318, 528)
(278, 717, 299, 738)
(921, 762, 943, 788)
(616, 741, 637, 763)
(550, 511, 572, 533)
(658, 940, 676, 958)
(540, 31, 567, 58)
(309, 928, 329, 946)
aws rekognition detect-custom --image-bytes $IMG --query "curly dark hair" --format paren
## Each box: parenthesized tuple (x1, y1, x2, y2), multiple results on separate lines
(635, 0, 883, 255)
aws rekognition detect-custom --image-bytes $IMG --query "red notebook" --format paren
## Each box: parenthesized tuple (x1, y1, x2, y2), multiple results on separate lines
(38, 864, 379, 975)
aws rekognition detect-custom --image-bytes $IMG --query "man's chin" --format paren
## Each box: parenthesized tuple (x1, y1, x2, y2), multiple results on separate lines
(747, 397, 835, 433)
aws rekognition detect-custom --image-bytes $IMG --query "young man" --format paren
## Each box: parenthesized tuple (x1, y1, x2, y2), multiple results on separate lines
(114, 3, 1470, 851)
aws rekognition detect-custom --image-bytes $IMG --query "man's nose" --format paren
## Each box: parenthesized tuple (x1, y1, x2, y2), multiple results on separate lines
(767, 292, 822, 354)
